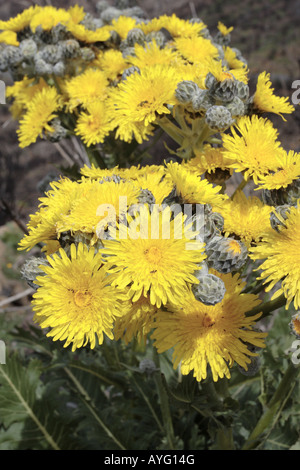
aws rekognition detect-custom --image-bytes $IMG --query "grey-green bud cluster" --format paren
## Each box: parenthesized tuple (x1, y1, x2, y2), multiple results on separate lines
(20, 257, 49, 289)
(205, 235, 248, 273)
(192, 271, 226, 305)
(205, 105, 235, 132)
(262, 179, 300, 207)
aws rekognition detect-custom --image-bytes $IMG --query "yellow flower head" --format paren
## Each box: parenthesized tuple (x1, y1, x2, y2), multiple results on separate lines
(95, 49, 128, 80)
(17, 86, 62, 148)
(166, 161, 228, 207)
(114, 295, 158, 345)
(56, 178, 141, 243)
(101, 204, 206, 308)
(65, 68, 109, 111)
(255, 150, 300, 190)
(0, 6, 40, 32)
(32, 243, 127, 351)
(253, 72, 295, 120)
(128, 40, 178, 69)
(108, 64, 179, 142)
(217, 22, 234, 36)
(174, 35, 219, 64)
(152, 270, 266, 382)
(213, 190, 273, 247)
(0, 30, 19, 46)
(75, 101, 114, 146)
(29, 6, 72, 32)
(222, 115, 284, 183)
(184, 145, 233, 176)
(250, 203, 300, 309)
(109, 15, 138, 40)
(141, 14, 206, 38)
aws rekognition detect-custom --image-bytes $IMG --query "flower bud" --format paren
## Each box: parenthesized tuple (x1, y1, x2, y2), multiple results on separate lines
(126, 27, 145, 46)
(192, 272, 226, 305)
(19, 39, 37, 59)
(175, 80, 200, 104)
(205, 235, 248, 273)
(205, 105, 234, 132)
(20, 257, 49, 289)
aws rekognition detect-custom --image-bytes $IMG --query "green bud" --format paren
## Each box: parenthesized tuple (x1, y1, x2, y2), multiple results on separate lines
(19, 39, 37, 59)
(270, 205, 291, 231)
(205, 105, 234, 132)
(235, 80, 249, 101)
(138, 188, 156, 205)
(209, 77, 237, 103)
(20, 257, 49, 289)
(206, 235, 248, 273)
(191, 89, 215, 111)
(192, 272, 226, 305)
(59, 39, 80, 58)
(126, 27, 145, 46)
(225, 96, 245, 117)
(175, 80, 200, 104)
(122, 65, 140, 80)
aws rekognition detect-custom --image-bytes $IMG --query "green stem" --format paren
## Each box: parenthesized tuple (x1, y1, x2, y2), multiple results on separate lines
(231, 178, 248, 198)
(157, 116, 185, 146)
(245, 292, 287, 320)
(242, 363, 299, 450)
(152, 348, 176, 450)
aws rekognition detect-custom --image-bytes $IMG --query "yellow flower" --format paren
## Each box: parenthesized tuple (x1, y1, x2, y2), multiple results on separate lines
(66, 22, 110, 43)
(217, 22, 233, 36)
(222, 115, 284, 183)
(0, 6, 40, 32)
(18, 178, 83, 252)
(174, 35, 219, 64)
(141, 14, 206, 38)
(32, 243, 127, 351)
(56, 179, 141, 243)
(166, 161, 227, 207)
(213, 190, 273, 247)
(131, 170, 174, 205)
(253, 72, 295, 120)
(102, 204, 206, 308)
(75, 101, 115, 146)
(109, 15, 138, 40)
(114, 295, 158, 344)
(17, 87, 62, 148)
(152, 270, 266, 382)
(184, 145, 233, 176)
(29, 6, 72, 32)
(95, 49, 128, 80)
(250, 203, 300, 309)
(128, 40, 178, 69)
(7, 77, 49, 118)
(0, 30, 19, 46)
(223, 46, 246, 70)
(65, 68, 109, 111)
(108, 64, 179, 142)
(255, 150, 300, 190)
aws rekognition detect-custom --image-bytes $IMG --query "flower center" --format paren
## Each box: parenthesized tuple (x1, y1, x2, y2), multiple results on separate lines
(228, 239, 242, 255)
(74, 290, 92, 307)
(292, 316, 300, 336)
(144, 246, 162, 264)
(202, 314, 215, 328)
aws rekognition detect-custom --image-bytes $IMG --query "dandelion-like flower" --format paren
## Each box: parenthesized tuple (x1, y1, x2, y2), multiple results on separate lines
(75, 101, 115, 146)
(17, 87, 62, 148)
(253, 71, 295, 120)
(32, 243, 126, 351)
(222, 115, 284, 183)
(102, 205, 206, 308)
(255, 150, 300, 190)
(250, 203, 300, 309)
(65, 68, 109, 111)
(152, 271, 266, 382)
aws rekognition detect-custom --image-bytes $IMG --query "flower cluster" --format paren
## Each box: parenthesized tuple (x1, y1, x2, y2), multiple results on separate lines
(3, 1, 298, 383)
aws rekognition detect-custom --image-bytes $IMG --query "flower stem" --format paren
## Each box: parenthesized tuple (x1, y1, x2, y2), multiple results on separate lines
(245, 292, 287, 320)
(152, 348, 176, 450)
(157, 116, 185, 146)
(242, 363, 299, 450)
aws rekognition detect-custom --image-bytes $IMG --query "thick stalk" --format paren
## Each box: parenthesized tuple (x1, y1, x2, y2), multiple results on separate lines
(245, 292, 287, 320)
(152, 348, 176, 450)
(242, 363, 299, 450)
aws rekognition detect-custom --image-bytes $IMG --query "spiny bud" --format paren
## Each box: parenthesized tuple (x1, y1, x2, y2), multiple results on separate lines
(175, 80, 200, 104)
(45, 118, 68, 142)
(20, 257, 49, 289)
(192, 272, 226, 305)
(19, 39, 37, 59)
(80, 47, 95, 61)
(40, 44, 63, 64)
(145, 31, 167, 47)
(205, 72, 217, 90)
(4, 46, 23, 66)
(59, 39, 80, 58)
(235, 80, 249, 101)
(206, 235, 248, 273)
(121, 65, 140, 80)
(270, 205, 291, 231)
(52, 61, 65, 76)
(209, 77, 237, 103)
(100, 7, 122, 23)
(225, 96, 245, 117)
(138, 189, 156, 205)
(289, 312, 300, 339)
(191, 89, 215, 112)
(238, 355, 260, 376)
(205, 105, 234, 132)
(51, 23, 68, 43)
(139, 358, 158, 375)
(126, 27, 145, 46)
(34, 58, 53, 75)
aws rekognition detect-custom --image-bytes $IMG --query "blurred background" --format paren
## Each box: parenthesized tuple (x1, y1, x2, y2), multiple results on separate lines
(0, 0, 300, 309)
